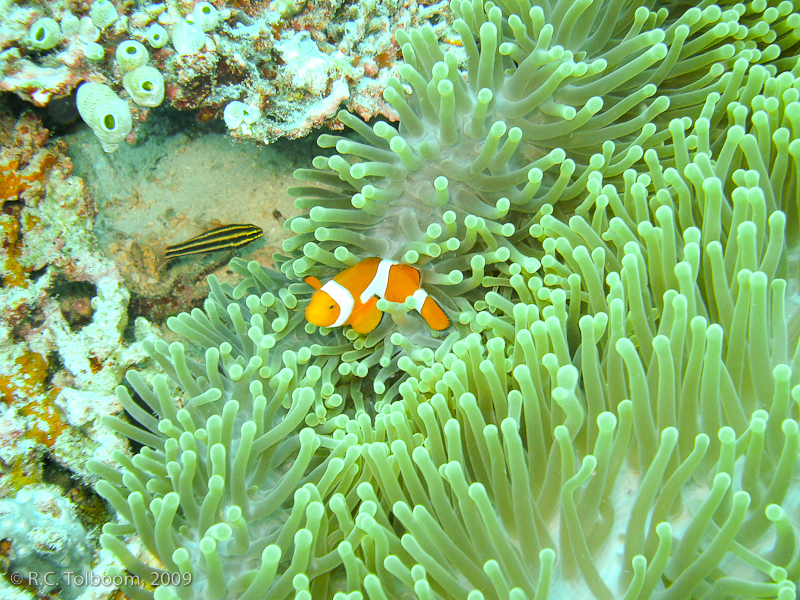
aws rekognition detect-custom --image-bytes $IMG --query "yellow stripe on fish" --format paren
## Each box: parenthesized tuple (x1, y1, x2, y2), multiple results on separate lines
(165, 224, 262, 259)
(304, 257, 450, 334)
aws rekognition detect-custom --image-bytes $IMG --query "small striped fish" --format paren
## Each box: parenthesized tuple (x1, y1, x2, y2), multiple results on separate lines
(165, 224, 262, 259)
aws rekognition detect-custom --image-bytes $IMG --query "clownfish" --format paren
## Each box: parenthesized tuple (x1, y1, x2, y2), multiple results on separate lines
(304, 258, 450, 334)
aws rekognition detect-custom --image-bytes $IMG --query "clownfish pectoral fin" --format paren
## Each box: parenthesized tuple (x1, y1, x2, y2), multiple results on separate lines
(304, 276, 322, 290)
(348, 296, 383, 334)
(420, 297, 450, 331)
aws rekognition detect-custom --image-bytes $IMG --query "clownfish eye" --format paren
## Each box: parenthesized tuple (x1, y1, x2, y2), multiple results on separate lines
(329, 304, 334, 310)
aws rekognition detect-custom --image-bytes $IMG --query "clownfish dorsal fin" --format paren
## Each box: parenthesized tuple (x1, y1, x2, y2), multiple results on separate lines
(335, 257, 382, 291)
(304, 276, 322, 290)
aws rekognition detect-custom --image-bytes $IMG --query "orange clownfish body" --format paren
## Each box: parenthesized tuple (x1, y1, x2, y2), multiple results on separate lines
(304, 258, 450, 334)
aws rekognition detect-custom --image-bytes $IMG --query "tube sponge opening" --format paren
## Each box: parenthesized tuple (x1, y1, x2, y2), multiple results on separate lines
(76, 83, 132, 153)
(28, 17, 61, 50)
(115, 40, 148, 72)
(145, 24, 168, 48)
(123, 65, 165, 107)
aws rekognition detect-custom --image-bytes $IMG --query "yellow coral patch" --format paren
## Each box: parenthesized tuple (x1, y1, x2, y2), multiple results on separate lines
(0, 352, 65, 448)
(0, 153, 56, 203)
(1, 456, 43, 494)
(0, 215, 27, 288)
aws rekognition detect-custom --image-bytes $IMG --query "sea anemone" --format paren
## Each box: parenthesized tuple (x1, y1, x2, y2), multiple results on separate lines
(347, 78, 800, 594)
(93, 0, 800, 598)
(277, 0, 790, 390)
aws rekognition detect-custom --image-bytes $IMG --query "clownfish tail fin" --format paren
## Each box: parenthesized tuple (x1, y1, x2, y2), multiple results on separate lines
(304, 276, 322, 290)
(420, 297, 450, 331)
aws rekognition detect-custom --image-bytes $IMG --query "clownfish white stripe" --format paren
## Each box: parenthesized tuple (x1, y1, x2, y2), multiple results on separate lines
(321, 280, 354, 327)
(411, 288, 429, 313)
(360, 259, 394, 303)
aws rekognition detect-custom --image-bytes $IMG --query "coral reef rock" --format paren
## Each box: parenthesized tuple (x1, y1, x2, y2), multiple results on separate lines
(0, 0, 452, 149)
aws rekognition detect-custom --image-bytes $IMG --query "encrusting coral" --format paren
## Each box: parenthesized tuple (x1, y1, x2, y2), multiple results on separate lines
(0, 487, 92, 600)
(92, 0, 800, 598)
(0, 0, 449, 147)
(0, 109, 145, 497)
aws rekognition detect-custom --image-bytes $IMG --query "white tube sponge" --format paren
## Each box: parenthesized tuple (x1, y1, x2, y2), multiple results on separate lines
(223, 101, 246, 128)
(78, 16, 99, 43)
(123, 65, 165, 107)
(145, 24, 168, 48)
(223, 101, 260, 128)
(60, 14, 80, 37)
(89, 0, 117, 30)
(171, 19, 206, 55)
(115, 40, 148, 71)
(76, 83, 132, 153)
(192, 2, 220, 31)
(28, 17, 62, 50)
(84, 42, 104, 60)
